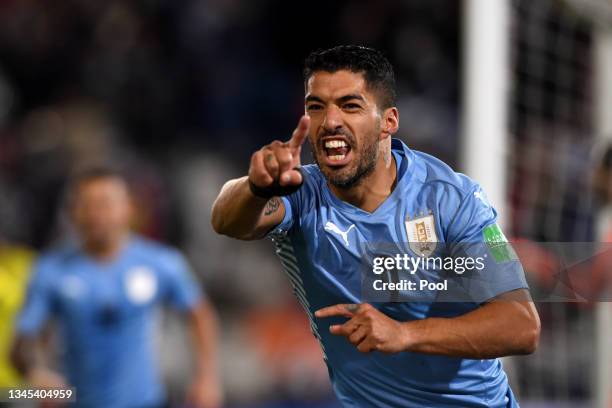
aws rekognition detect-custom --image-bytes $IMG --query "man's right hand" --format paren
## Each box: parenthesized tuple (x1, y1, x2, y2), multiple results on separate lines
(27, 367, 70, 408)
(27, 367, 68, 389)
(248, 115, 310, 195)
(212, 115, 310, 239)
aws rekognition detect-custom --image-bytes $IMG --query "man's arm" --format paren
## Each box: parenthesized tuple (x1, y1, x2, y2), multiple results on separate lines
(10, 335, 34, 376)
(402, 290, 540, 358)
(211, 116, 309, 240)
(315, 289, 540, 359)
(185, 300, 223, 408)
(211, 178, 285, 240)
(11, 333, 68, 389)
(11, 262, 68, 389)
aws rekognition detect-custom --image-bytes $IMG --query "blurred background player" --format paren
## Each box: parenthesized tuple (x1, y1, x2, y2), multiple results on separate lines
(10, 168, 222, 408)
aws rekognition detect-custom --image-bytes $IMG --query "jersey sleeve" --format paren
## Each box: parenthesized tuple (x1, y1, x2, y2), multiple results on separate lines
(267, 165, 317, 237)
(268, 196, 294, 235)
(16, 258, 56, 336)
(445, 184, 529, 303)
(161, 250, 204, 311)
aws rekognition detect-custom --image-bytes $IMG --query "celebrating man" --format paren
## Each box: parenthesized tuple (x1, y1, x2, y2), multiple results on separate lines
(212, 45, 539, 407)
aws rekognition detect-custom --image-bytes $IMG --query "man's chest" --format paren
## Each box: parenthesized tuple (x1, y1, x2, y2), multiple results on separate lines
(51, 261, 163, 324)
(305, 202, 444, 258)
(291, 203, 447, 303)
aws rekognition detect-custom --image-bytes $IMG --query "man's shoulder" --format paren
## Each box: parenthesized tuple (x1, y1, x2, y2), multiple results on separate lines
(31, 244, 81, 283)
(128, 235, 187, 273)
(129, 235, 182, 259)
(407, 149, 497, 238)
(38, 243, 79, 267)
(411, 149, 480, 200)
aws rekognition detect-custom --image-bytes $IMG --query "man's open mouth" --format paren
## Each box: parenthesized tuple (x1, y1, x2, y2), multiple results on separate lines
(322, 137, 352, 166)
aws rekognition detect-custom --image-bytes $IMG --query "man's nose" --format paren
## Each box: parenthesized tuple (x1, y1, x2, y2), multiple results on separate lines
(322, 105, 343, 132)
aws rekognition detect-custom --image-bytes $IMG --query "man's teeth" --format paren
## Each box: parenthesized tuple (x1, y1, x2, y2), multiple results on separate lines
(325, 140, 348, 148)
(324, 139, 348, 162)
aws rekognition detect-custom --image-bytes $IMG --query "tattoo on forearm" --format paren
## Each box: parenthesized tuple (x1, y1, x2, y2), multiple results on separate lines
(264, 198, 281, 216)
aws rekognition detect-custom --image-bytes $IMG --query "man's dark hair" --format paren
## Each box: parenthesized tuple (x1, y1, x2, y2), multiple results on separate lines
(67, 166, 129, 197)
(303, 45, 396, 109)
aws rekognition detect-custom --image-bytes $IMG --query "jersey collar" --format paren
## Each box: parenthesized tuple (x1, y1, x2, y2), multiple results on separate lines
(321, 138, 415, 217)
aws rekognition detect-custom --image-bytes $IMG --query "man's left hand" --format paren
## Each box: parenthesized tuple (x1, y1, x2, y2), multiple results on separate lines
(315, 303, 410, 353)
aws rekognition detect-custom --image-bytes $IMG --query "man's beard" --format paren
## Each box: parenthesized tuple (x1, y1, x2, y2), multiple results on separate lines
(313, 134, 379, 190)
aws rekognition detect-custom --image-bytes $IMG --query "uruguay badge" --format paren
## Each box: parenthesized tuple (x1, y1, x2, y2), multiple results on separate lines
(406, 212, 438, 256)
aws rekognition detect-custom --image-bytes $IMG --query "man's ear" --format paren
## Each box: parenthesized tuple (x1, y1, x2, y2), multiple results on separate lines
(380, 107, 399, 139)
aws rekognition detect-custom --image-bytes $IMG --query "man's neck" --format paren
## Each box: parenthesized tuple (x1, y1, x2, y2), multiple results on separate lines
(329, 150, 397, 213)
(83, 233, 129, 262)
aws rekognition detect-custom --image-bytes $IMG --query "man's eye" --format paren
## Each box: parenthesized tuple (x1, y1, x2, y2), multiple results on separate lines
(307, 104, 323, 111)
(344, 103, 361, 110)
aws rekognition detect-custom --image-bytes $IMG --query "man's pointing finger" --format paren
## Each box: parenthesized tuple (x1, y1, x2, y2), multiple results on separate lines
(288, 115, 310, 149)
(315, 304, 360, 318)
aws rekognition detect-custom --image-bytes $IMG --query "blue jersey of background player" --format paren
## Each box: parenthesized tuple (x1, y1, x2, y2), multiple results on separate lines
(11, 168, 222, 408)
(212, 45, 541, 407)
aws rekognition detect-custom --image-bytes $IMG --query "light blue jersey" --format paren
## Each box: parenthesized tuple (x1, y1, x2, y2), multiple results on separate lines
(17, 236, 202, 408)
(270, 139, 527, 407)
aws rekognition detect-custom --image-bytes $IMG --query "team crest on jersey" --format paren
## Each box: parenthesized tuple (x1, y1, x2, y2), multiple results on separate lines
(125, 266, 157, 305)
(405, 212, 438, 256)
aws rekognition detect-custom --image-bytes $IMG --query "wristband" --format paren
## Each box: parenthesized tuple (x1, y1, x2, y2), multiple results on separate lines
(248, 167, 304, 198)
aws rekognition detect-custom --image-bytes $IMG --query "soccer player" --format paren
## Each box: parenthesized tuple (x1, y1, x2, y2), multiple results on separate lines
(211, 45, 540, 407)
(11, 168, 222, 408)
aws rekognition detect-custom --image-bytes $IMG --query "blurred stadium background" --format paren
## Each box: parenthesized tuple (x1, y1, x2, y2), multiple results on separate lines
(0, 0, 611, 407)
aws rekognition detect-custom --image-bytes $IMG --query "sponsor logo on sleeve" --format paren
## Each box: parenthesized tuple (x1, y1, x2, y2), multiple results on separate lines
(483, 223, 517, 263)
